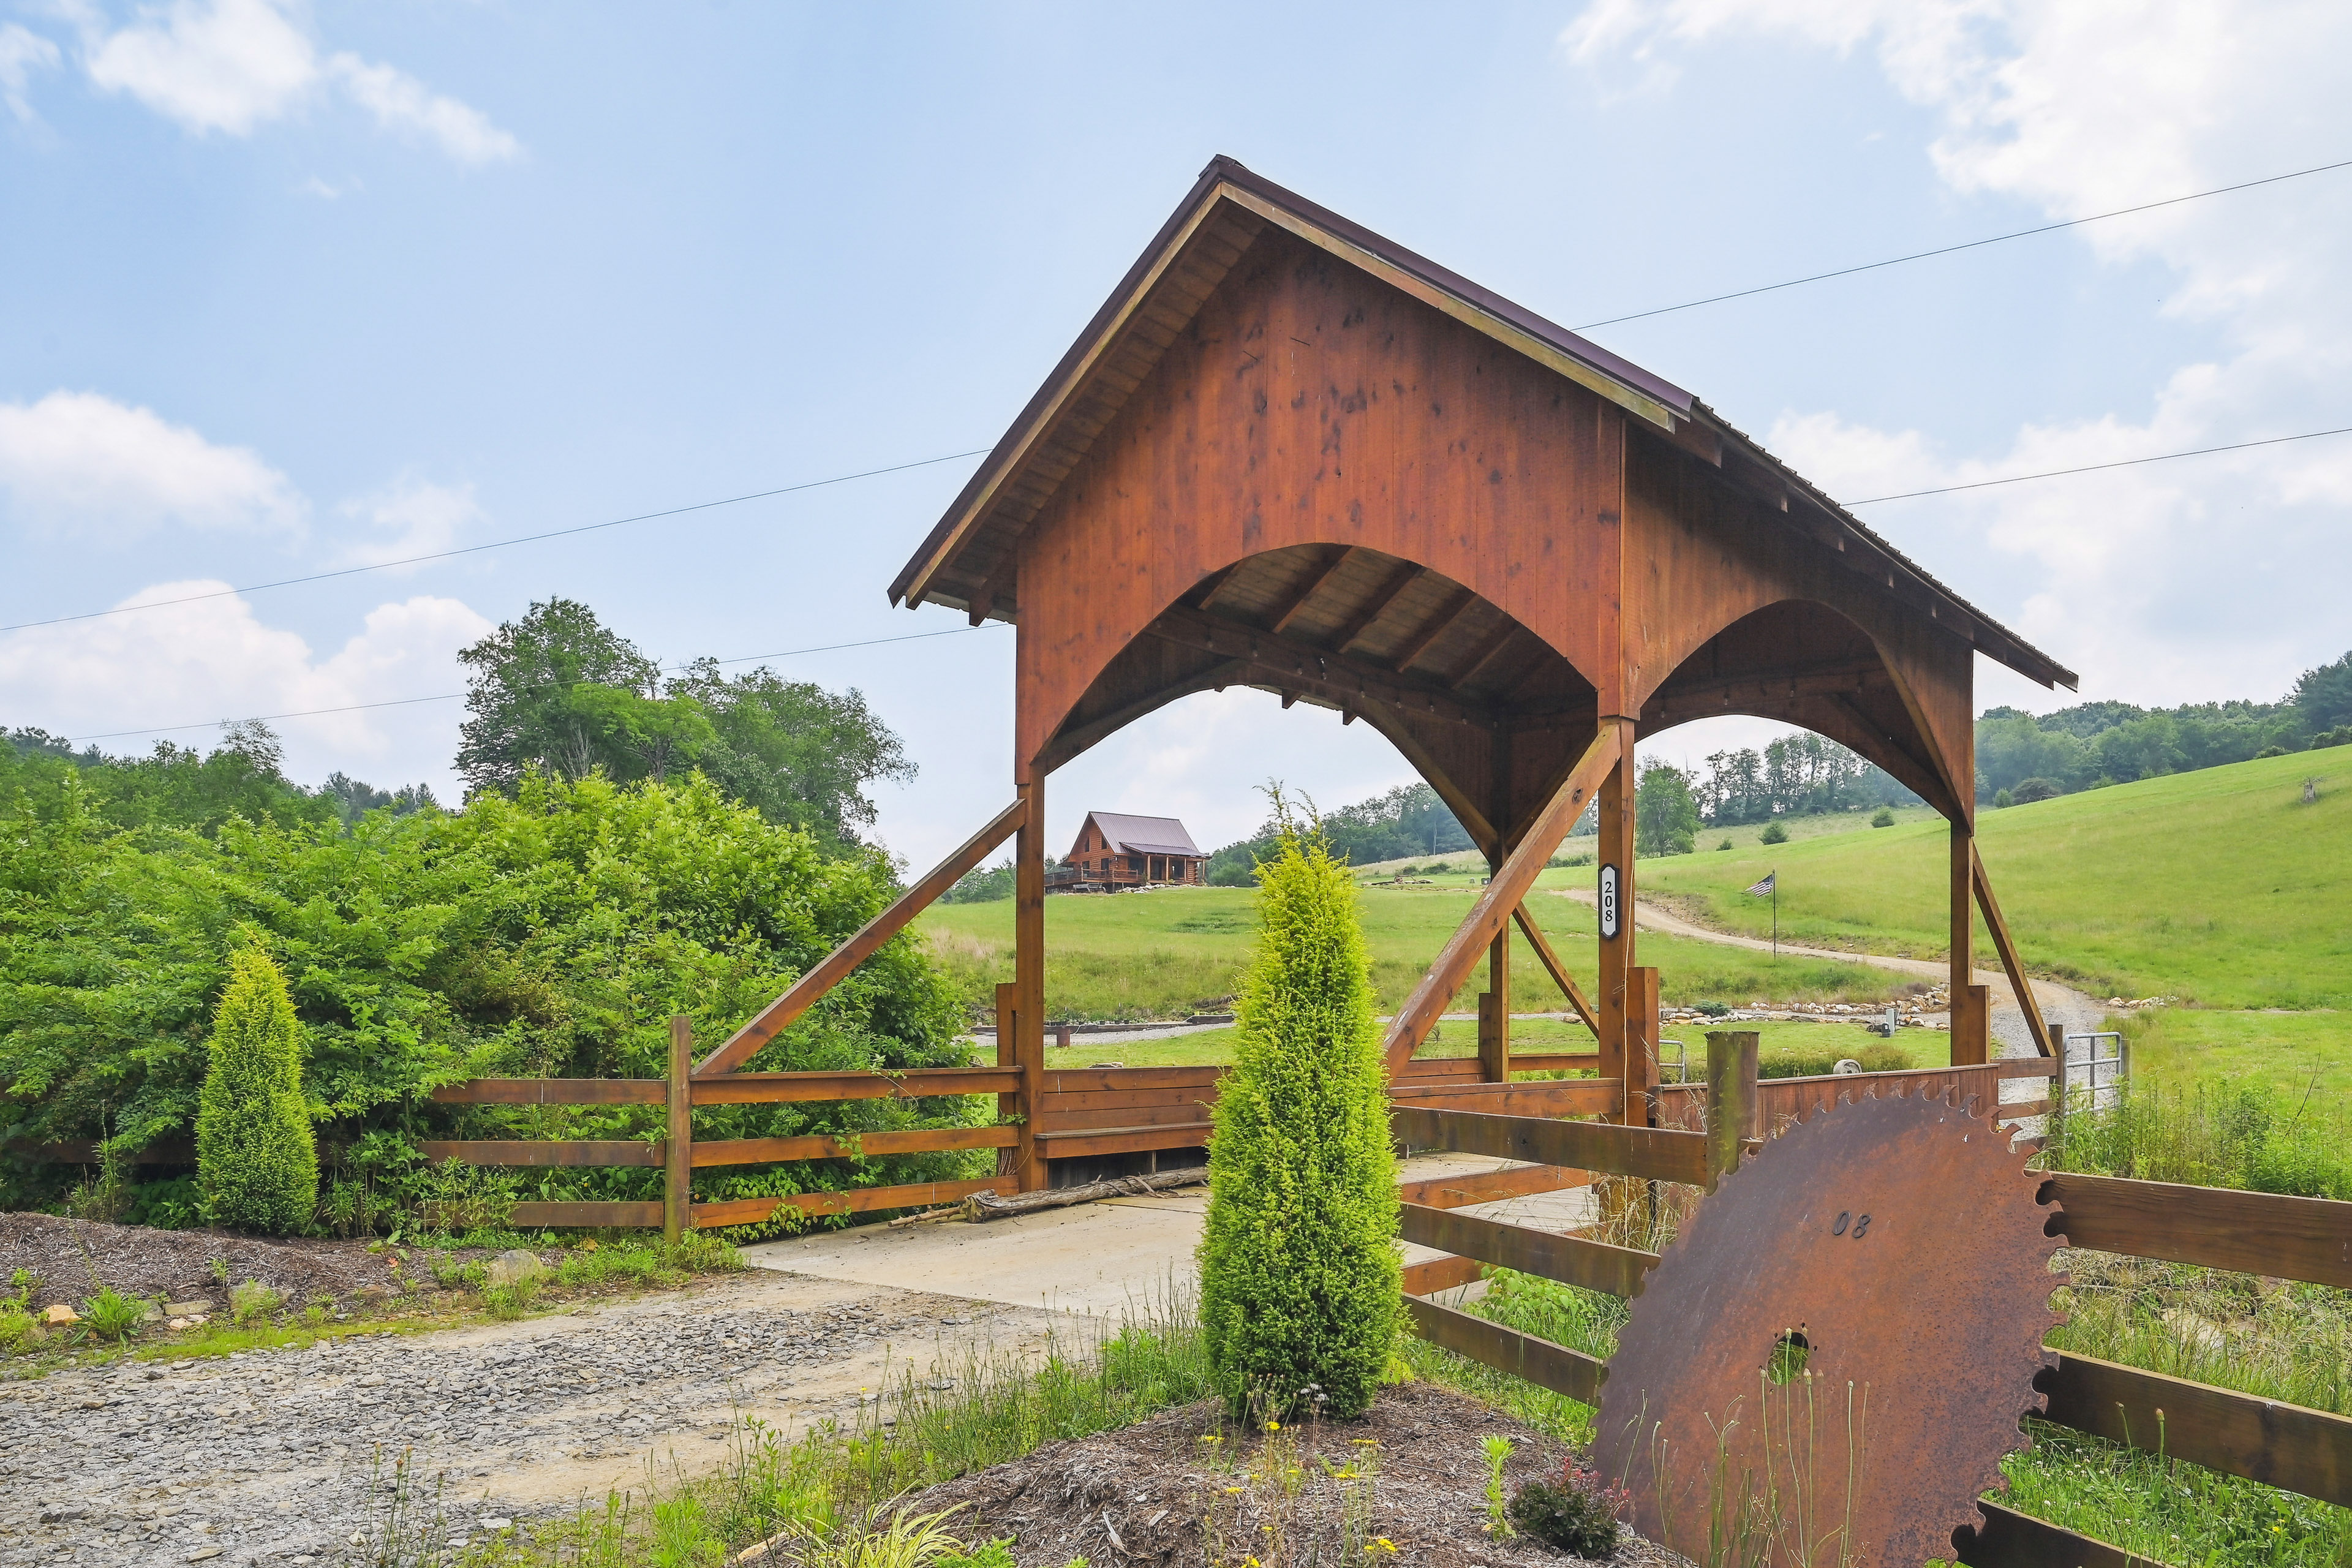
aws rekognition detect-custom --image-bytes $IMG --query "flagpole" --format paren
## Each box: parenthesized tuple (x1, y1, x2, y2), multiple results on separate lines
(1772, 875, 1777, 957)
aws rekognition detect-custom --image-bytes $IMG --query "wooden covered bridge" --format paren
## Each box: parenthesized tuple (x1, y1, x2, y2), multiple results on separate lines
(484, 153, 2087, 1202)
(827, 154, 2073, 1185)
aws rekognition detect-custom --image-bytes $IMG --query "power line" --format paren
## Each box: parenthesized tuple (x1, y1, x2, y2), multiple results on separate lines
(63, 623, 1008, 745)
(0, 448, 992, 636)
(1575, 155, 2352, 332)
(1842, 424, 2352, 505)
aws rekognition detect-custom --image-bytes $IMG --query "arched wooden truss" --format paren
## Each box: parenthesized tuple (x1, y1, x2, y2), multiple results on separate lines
(699, 157, 2077, 1192)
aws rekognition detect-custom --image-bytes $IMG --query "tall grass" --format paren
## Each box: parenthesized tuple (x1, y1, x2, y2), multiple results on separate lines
(2041, 1071, 2352, 1200)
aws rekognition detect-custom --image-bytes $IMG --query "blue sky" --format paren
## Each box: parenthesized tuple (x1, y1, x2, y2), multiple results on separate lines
(4, 1, 2346, 866)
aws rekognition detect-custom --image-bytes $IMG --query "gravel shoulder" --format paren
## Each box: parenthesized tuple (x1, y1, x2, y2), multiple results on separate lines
(1, 1267, 1065, 1568)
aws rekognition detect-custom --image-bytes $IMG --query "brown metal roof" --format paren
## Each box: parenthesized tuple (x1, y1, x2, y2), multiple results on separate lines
(1080, 812, 1203, 859)
(891, 155, 2075, 692)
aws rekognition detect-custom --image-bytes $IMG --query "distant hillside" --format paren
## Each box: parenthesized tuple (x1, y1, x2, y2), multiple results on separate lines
(1640, 746, 2351, 1008)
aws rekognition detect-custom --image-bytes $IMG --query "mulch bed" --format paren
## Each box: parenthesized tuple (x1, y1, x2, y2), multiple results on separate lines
(0, 1212, 400, 1312)
(912, 1380, 1682, 1567)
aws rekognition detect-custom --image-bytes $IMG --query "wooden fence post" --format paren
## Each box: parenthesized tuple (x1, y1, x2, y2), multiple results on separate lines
(1705, 1030, 1759, 1189)
(1628, 967, 1660, 1126)
(665, 1014, 692, 1243)
(1477, 990, 1508, 1083)
(996, 982, 1025, 1182)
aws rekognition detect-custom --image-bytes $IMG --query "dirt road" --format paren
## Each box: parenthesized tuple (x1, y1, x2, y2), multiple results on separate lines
(1553, 888, 2108, 1058)
(1, 1272, 1060, 1567)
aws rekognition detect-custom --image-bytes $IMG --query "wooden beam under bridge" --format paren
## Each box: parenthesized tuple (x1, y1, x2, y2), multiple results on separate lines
(1383, 720, 1624, 1074)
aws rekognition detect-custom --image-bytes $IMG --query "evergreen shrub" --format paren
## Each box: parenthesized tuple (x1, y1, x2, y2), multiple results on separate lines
(196, 948, 318, 1234)
(1197, 807, 1400, 1420)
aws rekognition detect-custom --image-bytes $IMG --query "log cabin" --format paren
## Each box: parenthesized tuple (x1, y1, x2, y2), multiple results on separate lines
(1048, 811, 1207, 892)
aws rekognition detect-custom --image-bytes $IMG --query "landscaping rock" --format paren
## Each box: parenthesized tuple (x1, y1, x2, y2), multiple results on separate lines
(486, 1250, 549, 1288)
(42, 1303, 78, 1325)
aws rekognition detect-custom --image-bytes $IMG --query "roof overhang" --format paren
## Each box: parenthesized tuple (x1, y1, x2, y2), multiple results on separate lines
(891, 155, 2076, 693)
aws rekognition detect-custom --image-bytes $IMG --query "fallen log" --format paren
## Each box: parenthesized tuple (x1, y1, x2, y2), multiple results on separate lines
(960, 1166, 1208, 1220)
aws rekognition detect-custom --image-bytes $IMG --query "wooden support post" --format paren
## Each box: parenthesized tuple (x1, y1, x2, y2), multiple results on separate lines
(1014, 775, 1049, 1192)
(1705, 1029, 1760, 1189)
(995, 981, 1022, 1182)
(1478, 990, 1508, 1083)
(1956, 984, 1991, 1066)
(1627, 967, 1660, 1128)
(1596, 743, 1638, 1120)
(665, 1015, 692, 1244)
(1950, 817, 1986, 1065)
(1485, 724, 1512, 1082)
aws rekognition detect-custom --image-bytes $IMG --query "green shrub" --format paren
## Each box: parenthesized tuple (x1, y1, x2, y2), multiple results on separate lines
(1870, 807, 1896, 827)
(1507, 1459, 1627, 1556)
(1759, 820, 1789, 845)
(196, 948, 318, 1234)
(1197, 808, 1400, 1420)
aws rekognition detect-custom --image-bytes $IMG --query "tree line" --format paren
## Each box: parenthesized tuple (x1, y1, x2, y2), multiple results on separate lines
(0, 599, 962, 1232)
(1974, 647, 2351, 802)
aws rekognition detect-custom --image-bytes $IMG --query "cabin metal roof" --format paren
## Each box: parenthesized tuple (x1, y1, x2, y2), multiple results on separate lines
(1079, 812, 1204, 859)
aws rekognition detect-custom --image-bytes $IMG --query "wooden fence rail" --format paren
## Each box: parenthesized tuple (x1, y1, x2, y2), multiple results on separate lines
(423, 1024, 1618, 1237)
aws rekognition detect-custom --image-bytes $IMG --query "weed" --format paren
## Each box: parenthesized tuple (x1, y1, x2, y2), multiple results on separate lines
(1480, 1434, 1516, 1538)
(483, 1281, 537, 1321)
(208, 1257, 230, 1286)
(77, 1286, 149, 1343)
(230, 1280, 282, 1324)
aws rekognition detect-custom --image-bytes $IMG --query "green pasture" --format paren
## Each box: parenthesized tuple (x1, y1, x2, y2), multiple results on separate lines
(919, 884, 1920, 1023)
(1638, 748, 2351, 1008)
(2114, 1006, 2352, 1100)
(1024, 1016, 1937, 1073)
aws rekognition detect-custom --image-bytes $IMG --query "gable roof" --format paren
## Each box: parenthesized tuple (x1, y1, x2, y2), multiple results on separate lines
(889, 154, 2075, 692)
(1079, 812, 1202, 859)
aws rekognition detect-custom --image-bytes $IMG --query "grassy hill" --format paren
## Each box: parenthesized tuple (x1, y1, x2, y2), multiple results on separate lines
(1638, 746, 2350, 1009)
(921, 748, 2347, 1092)
(919, 880, 1917, 1024)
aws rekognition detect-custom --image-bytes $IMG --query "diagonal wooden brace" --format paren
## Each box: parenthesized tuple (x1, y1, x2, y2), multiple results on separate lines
(695, 796, 1028, 1077)
(1512, 903, 1602, 1038)
(1971, 843, 2057, 1058)
(1384, 721, 1625, 1074)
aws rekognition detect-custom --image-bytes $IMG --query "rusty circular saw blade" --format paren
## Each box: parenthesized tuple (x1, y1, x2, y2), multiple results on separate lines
(1594, 1087, 2065, 1568)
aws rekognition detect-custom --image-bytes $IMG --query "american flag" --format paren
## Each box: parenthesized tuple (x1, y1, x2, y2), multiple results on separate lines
(1744, 872, 1776, 897)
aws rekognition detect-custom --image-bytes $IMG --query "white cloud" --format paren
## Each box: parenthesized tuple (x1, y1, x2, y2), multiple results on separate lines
(82, 0, 312, 135)
(0, 582, 493, 794)
(1562, 0, 2352, 710)
(0, 390, 306, 539)
(0, 21, 61, 122)
(336, 475, 484, 569)
(327, 53, 518, 166)
(67, 0, 518, 162)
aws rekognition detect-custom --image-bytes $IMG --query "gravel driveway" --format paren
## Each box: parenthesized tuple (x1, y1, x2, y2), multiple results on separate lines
(1, 1271, 1058, 1568)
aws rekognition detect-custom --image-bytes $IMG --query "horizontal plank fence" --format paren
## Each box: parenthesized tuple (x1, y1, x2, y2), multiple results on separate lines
(1397, 1039, 2352, 1568)
(419, 1019, 1615, 1236)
